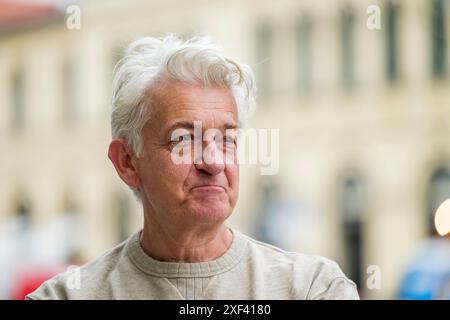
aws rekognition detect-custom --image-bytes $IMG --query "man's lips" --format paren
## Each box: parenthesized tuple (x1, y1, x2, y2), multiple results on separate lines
(190, 185, 226, 192)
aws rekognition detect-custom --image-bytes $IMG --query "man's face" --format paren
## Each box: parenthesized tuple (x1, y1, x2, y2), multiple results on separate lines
(135, 83, 239, 226)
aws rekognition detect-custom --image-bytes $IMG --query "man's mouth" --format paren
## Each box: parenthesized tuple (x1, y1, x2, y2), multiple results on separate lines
(191, 185, 226, 193)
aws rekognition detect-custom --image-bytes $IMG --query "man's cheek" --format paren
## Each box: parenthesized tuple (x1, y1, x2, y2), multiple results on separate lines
(165, 166, 191, 189)
(227, 166, 239, 183)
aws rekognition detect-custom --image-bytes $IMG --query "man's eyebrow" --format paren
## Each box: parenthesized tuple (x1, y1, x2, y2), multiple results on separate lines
(224, 122, 239, 130)
(166, 120, 196, 133)
(166, 120, 239, 133)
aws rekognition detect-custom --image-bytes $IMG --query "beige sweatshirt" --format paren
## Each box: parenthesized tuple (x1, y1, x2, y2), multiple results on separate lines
(26, 228, 359, 300)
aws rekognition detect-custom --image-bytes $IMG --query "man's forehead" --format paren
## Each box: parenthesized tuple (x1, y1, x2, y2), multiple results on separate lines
(147, 83, 238, 127)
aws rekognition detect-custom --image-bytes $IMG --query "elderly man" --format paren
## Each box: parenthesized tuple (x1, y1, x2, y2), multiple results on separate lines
(27, 35, 358, 300)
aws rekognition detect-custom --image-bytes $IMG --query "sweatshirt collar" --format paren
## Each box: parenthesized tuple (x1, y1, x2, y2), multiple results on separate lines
(126, 227, 247, 278)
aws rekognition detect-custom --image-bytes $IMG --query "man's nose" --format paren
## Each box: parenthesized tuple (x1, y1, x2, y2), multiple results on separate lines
(194, 140, 225, 175)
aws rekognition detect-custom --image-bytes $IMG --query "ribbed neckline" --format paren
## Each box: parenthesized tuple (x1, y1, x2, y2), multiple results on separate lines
(126, 228, 247, 278)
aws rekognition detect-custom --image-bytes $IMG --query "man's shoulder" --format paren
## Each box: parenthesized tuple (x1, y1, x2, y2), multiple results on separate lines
(26, 237, 131, 300)
(242, 234, 359, 299)
(244, 234, 341, 271)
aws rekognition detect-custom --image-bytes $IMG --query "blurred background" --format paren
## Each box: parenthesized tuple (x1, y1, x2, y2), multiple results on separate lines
(1, 0, 450, 300)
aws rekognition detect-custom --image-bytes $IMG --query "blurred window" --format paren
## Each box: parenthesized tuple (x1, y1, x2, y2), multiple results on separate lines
(255, 21, 272, 101)
(431, 0, 446, 79)
(296, 14, 313, 94)
(386, 1, 399, 83)
(13, 193, 32, 231)
(340, 6, 355, 90)
(341, 176, 365, 291)
(60, 186, 78, 215)
(11, 69, 25, 134)
(62, 57, 77, 128)
(254, 181, 279, 246)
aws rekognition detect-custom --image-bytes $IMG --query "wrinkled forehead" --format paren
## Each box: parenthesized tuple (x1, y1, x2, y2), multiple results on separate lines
(144, 82, 239, 131)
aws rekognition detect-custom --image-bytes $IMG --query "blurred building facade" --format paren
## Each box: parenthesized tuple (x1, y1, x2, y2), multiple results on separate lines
(1, 0, 450, 299)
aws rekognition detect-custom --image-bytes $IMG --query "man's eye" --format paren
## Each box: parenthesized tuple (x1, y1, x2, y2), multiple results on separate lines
(177, 134, 192, 142)
(224, 136, 236, 145)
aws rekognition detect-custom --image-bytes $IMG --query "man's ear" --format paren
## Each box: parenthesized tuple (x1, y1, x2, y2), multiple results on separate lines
(108, 139, 141, 189)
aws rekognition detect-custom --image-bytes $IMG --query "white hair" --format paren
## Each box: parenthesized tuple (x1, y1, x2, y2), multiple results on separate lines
(111, 34, 257, 158)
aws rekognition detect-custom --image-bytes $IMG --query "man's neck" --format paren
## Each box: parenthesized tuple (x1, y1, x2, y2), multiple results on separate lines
(139, 221, 233, 263)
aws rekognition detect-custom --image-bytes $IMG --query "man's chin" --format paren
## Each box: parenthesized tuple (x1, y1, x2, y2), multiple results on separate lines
(187, 204, 232, 224)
